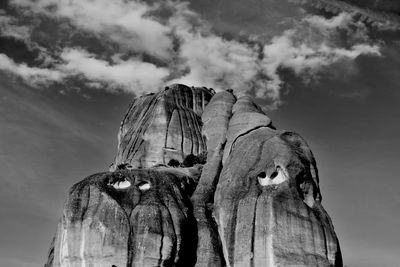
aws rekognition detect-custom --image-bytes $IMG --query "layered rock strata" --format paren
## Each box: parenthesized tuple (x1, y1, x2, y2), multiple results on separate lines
(46, 84, 342, 267)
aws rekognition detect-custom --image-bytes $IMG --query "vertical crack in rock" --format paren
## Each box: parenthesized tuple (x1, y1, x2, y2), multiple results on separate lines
(191, 90, 236, 267)
(46, 84, 342, 267)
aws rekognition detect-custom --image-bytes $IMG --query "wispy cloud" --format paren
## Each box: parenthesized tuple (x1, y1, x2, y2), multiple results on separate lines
(0, 53, 65, 84)
(0, 0, 384, 107)
(290, 0, 400, 30)
(10, 0, 173, 58)
(261, 30, 380, 96)
(0, 10, 31, 40)
(59, 48, 170, 93)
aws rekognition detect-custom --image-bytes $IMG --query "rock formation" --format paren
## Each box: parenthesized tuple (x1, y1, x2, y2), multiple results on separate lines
(45, 84, 342, 267)
(112, 84, 213, 170)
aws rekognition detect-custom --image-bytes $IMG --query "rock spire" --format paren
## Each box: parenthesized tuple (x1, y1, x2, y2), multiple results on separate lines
(45, 84, 342, 267)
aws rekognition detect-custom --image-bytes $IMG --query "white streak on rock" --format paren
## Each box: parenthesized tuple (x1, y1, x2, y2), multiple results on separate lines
(258, 168, 287, 186)
(112, 180, 131, 189)
(138, 182, 151, 191)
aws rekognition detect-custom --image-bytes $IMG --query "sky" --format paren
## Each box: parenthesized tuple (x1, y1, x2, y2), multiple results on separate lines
(0, 0, 399, 266)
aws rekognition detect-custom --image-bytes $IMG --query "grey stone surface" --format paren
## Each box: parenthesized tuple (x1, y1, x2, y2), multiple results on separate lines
(191, 91, 236, 266)
(214, 128, 341, 266)
(113, 84, 214, 169)
(49, 169, 198, 267)
(46, 85, 342, 267)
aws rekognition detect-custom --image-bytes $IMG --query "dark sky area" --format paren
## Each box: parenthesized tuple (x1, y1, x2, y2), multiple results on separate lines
(0, 0, 399, 266)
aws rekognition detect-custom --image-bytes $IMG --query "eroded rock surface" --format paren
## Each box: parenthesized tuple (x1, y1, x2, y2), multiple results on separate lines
(214, 128, 341, 266)
(49, 169, 198, 267)
(113, 84, 214, 169)
(46, 84, 342, 267)
(191, 91, 236, 266)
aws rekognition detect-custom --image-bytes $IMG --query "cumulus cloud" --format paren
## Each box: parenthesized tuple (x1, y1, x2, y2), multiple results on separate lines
(2, 0, 383, 107)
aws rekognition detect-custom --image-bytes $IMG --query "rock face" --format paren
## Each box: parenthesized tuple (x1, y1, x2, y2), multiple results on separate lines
(191, 91, 236, 267)
(112, 84, 213, 170)
(46, 84, 342, 267)
(48, 169, 198, 267)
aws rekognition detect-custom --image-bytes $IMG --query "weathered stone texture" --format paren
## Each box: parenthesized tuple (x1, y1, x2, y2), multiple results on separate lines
(113, 84, 214, 169)
(222, 95, 273, 165)
(191, 91, 236, 266)
(49, 169, 198, 267)
(46, 84, 342, 267)
(214, 127, 341, 266)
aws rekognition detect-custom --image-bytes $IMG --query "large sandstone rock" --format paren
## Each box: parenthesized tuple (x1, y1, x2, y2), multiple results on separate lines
(214, 128, 340, 266)
(46, 84, 342, 267)
(113, 84, 214, 169)
(48, 169, 198, 267)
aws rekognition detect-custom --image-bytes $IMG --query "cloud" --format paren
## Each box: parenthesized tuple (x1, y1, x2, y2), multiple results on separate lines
(169, 5, 381, 105)
(0, 53, 65, 85)
(59, 48, 170, 93)
(168, 6, 262, 96)
(10, 0, 173, 58)
(0, 48, 170, 93)
(171, 35, 260, 92)
(262, 30, 381, 86)
(0, 11, 31, 41)
(0, 10, 57, 65)
(304, 12, 353, 30)
(2, 0, 384, 107)
(290, 0, 400, 30)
